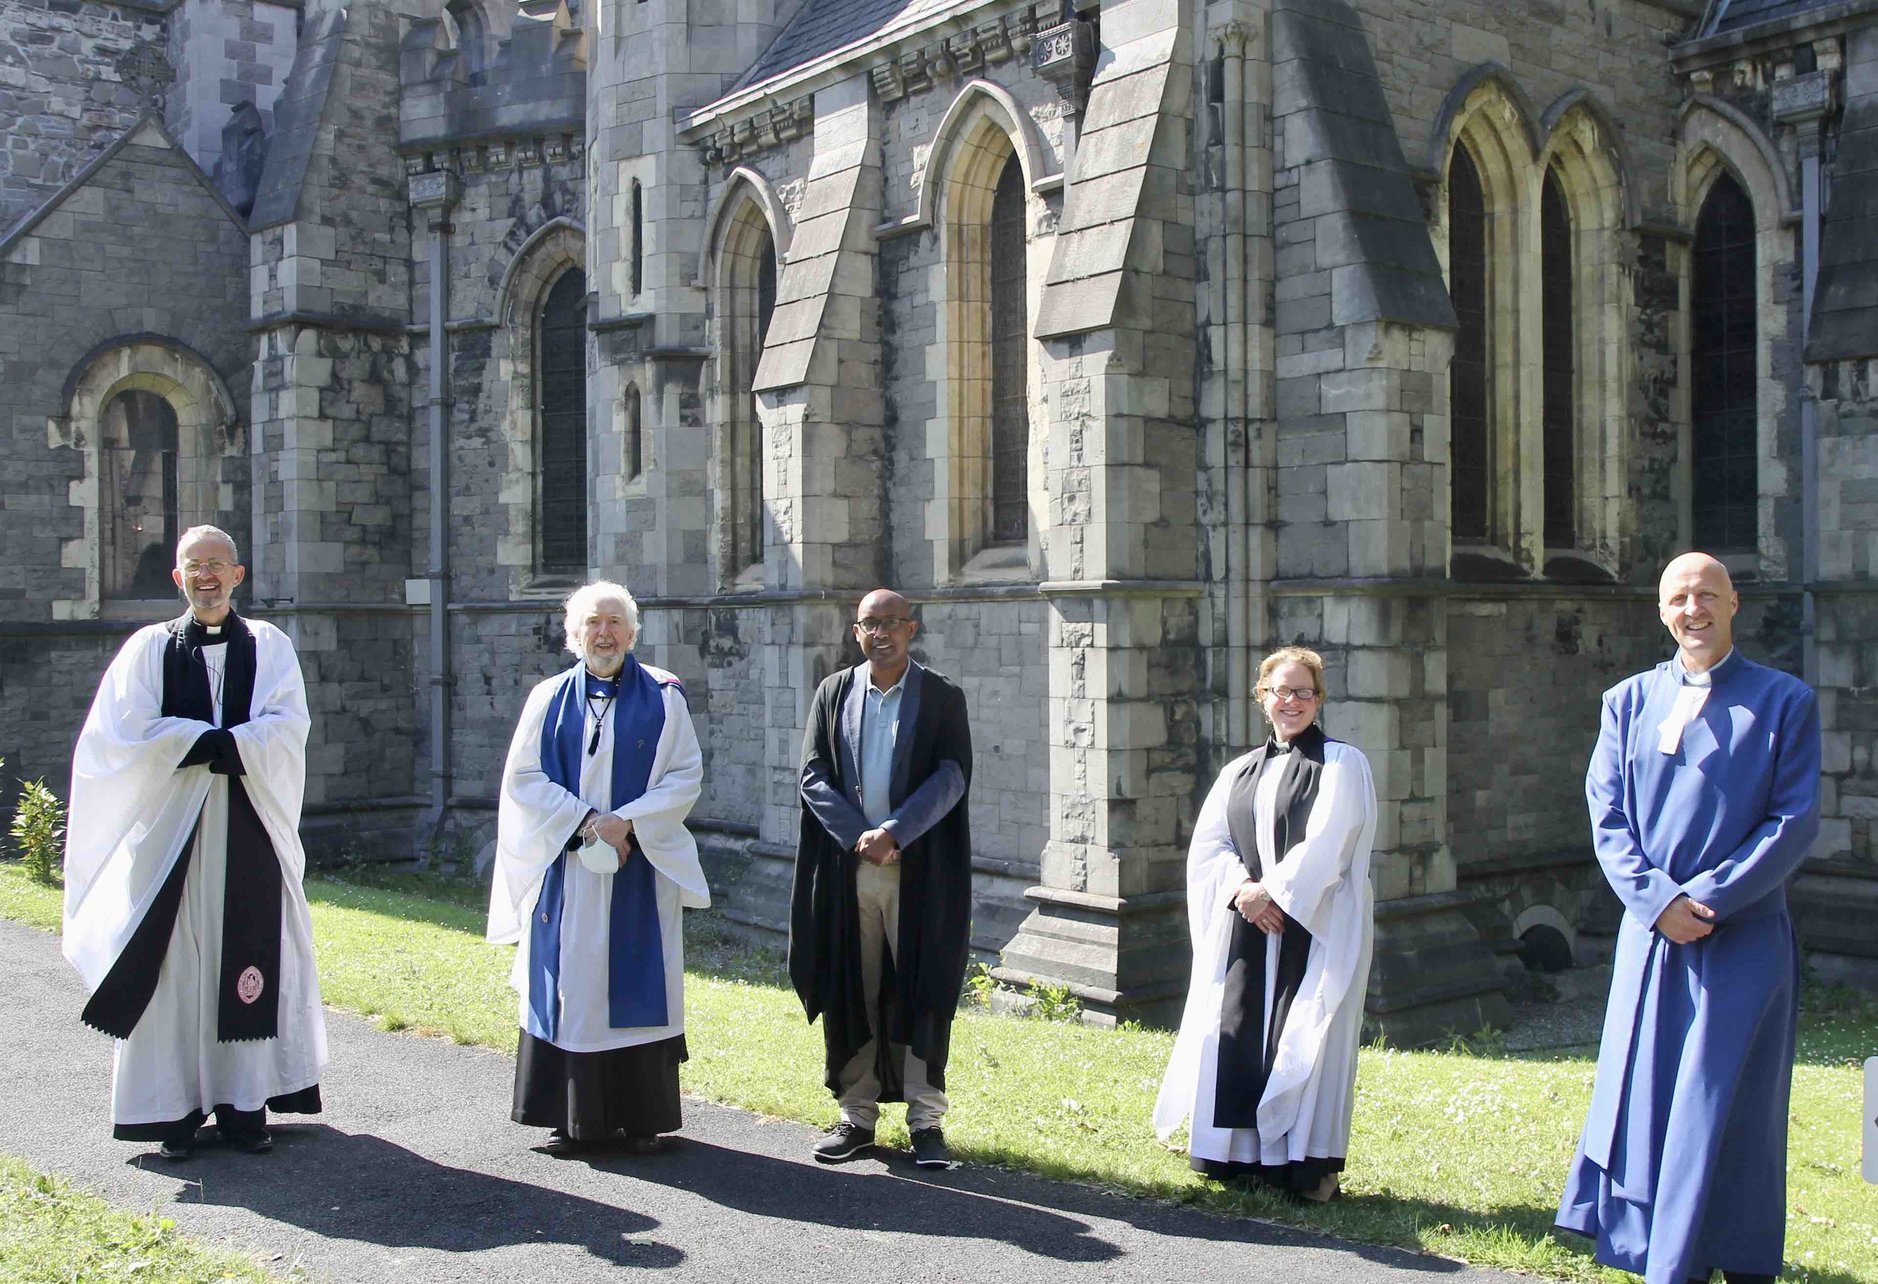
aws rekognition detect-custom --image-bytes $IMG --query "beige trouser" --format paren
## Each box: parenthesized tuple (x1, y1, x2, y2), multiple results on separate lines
(837, 860, 949, 1131)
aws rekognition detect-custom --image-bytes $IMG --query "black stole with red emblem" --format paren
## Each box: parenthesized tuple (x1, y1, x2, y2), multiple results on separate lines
(80, 612, 283, 1043)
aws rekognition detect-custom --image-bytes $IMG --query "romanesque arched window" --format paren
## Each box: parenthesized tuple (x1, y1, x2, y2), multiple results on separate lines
(1691, 173, 1757, 553)
(1540, 166, 1575, 550)
(988, 157, 1028, 547)
(1448, 144, 1489, 544)
(102, 389, 180, 600)
(537, 266, 588, 573)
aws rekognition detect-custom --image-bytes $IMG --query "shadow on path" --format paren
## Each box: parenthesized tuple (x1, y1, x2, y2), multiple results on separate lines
(580, 1139, 1125, 1263)
(132, 1126, 684, 1269)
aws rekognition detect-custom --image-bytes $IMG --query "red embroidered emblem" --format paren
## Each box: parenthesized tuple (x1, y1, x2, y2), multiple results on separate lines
(236, 966, 265, 1004)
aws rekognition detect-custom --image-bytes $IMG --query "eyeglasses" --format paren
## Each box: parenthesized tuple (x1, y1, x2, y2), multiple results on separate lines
(1260, 686, 1319, 704)
(180, 560, 232, 576)
(855, 617, 912, 636)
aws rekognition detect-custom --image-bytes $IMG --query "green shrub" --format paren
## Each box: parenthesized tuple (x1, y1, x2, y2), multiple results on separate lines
(9, 778, 65, 886)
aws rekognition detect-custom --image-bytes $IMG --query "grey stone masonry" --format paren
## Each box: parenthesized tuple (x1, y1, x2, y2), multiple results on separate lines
(997, 0, 1207, 1026)
(0, 117, 252, 619)
(0, 0, 168, 233)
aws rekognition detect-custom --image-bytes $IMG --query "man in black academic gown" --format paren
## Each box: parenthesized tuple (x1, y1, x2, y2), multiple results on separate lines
(790, 588, 973, 1169)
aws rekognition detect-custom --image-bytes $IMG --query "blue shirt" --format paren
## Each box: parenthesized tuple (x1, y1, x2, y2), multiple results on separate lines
(859, 675, 904, 826)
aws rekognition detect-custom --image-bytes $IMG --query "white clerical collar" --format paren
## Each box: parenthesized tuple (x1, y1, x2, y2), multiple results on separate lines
(1676, 647, 1735, 687)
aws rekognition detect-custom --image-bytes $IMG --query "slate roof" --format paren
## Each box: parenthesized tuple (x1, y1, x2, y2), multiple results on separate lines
(1807, 67, 1878, 360)
(249, 5, 347, 230)
(739, 0, 951, 90)
(1702, 0, 1842, 36)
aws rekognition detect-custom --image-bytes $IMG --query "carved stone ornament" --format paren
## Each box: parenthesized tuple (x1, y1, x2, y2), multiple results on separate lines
(1033, 21, 1094, 80)
(408, 169, 459, 210)
(1771, 69, 1832, 124)
(117, 41, 175, 105)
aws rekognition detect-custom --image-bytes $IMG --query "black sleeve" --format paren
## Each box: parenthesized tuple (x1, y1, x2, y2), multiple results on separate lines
(179, 728, 234, 770)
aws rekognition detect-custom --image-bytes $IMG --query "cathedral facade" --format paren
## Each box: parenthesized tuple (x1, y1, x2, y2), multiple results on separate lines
(3, 0, 1876, 1041)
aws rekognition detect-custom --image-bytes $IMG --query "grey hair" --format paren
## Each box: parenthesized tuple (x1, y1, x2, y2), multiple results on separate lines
(176, 524, 239, 564)
(562, 580, 640, 659)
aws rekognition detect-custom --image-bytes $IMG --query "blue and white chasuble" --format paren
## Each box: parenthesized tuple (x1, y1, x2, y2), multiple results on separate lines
(1558, 650, 1820, 1284)
(488, 657, 709, 1054)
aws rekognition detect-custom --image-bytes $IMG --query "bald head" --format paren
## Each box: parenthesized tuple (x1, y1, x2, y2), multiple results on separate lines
(1659, 551, 1733, 597)
(1657, 552, 1738, 673)
(854, 588, 917, 685)
(858, 588, 910, 619)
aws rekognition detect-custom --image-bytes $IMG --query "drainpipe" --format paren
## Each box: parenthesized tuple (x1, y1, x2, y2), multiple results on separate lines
(410, 171, 458, 851)
(1800, 134, 1819, 687)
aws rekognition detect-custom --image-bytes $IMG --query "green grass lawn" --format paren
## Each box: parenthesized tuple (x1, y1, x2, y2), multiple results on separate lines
(4, 859, 1874, 1283)
(0, 1153, 283, 1283)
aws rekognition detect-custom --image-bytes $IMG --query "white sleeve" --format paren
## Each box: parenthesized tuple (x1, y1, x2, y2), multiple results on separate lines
(228, 624, 312, 880)
(626, 685, 710, 909)
(487, 680, 592, 944)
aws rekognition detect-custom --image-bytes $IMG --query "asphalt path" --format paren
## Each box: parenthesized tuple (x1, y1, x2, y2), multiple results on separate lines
(1, 918, 1525, 1283)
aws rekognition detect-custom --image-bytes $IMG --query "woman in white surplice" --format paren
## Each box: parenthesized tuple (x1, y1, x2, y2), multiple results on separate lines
(1154, 646, 1375, 1202)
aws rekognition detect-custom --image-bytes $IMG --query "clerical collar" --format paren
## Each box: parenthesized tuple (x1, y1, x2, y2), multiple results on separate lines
(181, 612, 237, 647)
(584, 671, 621, 698)
(1676, 647, 1736, 687)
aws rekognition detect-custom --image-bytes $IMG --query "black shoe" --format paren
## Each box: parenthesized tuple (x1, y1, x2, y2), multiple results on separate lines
(223, 1127, 272, 1154)
(910, 1127, 950, 1169)
(540, 1129, 582, 1156)
(157, 1134, 197, 1162)
(811, 1122, 875, 1163)
(619, 1133, 669, 1156)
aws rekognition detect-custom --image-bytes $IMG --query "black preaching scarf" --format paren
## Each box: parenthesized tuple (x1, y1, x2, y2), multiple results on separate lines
(1212, 721, 1328, 1128)
(81, 611, 284, 1043)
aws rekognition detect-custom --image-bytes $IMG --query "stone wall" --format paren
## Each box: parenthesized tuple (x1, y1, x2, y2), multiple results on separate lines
(0, 0, 166, 233)
(0, 123, 252, 622)
(1446, 592, 1662, 870)
(0, 627, 123, 829)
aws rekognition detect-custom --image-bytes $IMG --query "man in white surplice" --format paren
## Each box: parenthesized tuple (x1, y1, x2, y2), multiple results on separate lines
(63, 525, 326, 1161)
(489, 581, 708, 1155)
(1154, 646, 1375, 1203)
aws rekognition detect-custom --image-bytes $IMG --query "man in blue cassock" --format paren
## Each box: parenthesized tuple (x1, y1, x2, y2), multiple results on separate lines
(1557, 552, 1821, 1284)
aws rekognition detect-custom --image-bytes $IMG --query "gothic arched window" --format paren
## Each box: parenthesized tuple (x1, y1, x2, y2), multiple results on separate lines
(102, 389, 180, 599)
(988, 157, 1028, 546)
(1540, 167, 1575, 549)
(537, 266, 588, 573)
(1691, 173, 1757, 552)
(1448, 145, 1489, 544)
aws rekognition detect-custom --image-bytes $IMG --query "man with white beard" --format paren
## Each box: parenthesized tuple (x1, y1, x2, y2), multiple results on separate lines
(488, 581, 708, 1154)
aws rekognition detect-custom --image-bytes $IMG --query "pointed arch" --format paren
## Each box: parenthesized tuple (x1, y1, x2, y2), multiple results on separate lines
(1436, 73, 1534, 565)
(914, 80, 1056, 232)
(1425, 65, 1541, 178)
(699, 166, 792, 287)
(495, 216, 585, 327)
(1537, 96, 1629, 567)
(1671, 100, 1796, 573)
(929, 94, 1043, 583)
(492, 218, 588, 587)
(708, 187, 779, 588)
